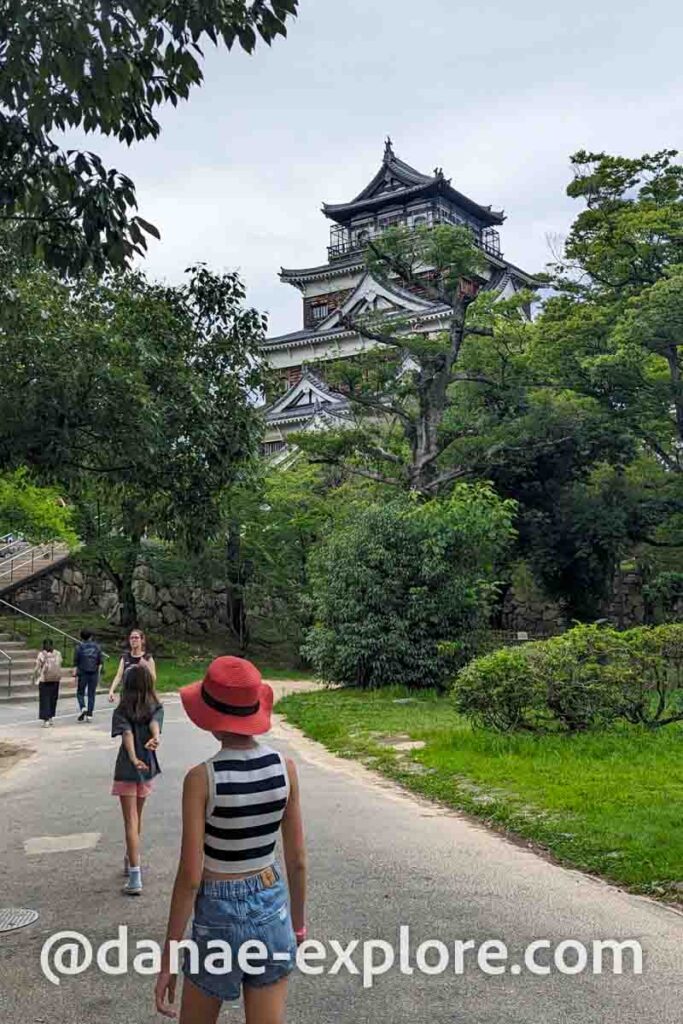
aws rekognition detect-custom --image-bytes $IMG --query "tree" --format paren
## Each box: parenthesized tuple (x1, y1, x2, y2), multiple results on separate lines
(0, 256, 267, 623)
(524, 150, 683, 614)
(0, 0, 298, 273)
(294, 224, 518, 495)
(0, 468, 76, 544)
(537, 149, 683, 471)
(216, 461, 344, 649)
(303, 483, 516, 689)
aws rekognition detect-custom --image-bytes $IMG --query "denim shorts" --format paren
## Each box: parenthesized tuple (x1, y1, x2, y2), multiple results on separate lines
(182, 865, 297, 1002)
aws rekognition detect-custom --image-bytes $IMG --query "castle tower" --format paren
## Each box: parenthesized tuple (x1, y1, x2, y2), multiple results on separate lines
(261, 141, 536, 454)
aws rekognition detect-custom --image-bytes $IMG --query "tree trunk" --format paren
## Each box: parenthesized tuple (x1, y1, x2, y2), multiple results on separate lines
(225, 521, 249, 650)
(119, 531, 142, 628)
(665, 344, 683, 446)
(410, 297, 468, 494)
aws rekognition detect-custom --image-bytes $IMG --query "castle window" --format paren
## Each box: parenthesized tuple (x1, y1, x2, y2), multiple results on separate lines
(263, 440, 286, 456)
(311, 303, 329, 321)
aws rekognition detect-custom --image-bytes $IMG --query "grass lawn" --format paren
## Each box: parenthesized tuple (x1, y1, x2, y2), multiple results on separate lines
(0, 612, 314, 688)
(278, 686, 683, 903)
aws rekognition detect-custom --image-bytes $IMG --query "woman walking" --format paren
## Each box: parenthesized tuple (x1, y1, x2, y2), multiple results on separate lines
(34, 639, 62, 727)
(155, 656, 307, 1024)
(111, 664, 163, 895)
(108, 628, 156, 702)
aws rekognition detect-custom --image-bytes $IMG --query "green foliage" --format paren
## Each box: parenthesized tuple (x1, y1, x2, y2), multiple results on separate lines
(303, 484, 516, 689)
(643, 572, 683, 619)
(618, 624, 683, 726)
(0, 467, 76, 544)
(0, 0, 298, 273)
(0, 257, 267, 622)
(454, 623, 683, 733)
(295, 222, 512, 495)
(449, 644, 550, 732)
(538, 149, 683, 470)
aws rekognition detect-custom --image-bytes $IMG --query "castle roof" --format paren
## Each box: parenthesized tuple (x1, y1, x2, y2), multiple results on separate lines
(322, 138, 505, 228)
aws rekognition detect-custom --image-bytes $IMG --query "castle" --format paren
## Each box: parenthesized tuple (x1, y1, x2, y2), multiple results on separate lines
(261, 140, 536, 454)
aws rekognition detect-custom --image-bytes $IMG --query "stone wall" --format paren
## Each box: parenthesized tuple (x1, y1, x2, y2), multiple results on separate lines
(7, 556, 681, 640)
(131, 562, 231, 635)
(500, 568, 683, 637)
(6, 558, 232, 636)
(5, 561, 119, 620)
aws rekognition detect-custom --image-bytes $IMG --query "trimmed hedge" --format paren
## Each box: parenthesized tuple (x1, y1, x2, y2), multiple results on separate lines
(453, 623, 683, 732)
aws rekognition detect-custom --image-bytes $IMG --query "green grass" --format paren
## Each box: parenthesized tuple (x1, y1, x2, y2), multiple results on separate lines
(278, 686, 683, 902)
(0, 612, 315, 686)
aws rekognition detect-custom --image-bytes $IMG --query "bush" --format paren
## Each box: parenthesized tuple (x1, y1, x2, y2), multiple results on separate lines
(541, 624, 629, 732)
(302, 484, 516, 689)
(453, 622, 683, 732)
(453, 644, 549, 731)
(619, 624, 683, 727)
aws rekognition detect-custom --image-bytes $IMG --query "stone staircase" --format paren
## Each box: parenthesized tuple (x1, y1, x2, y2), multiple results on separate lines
(0, 541, 71, 596)
(0, 631, 79, 703)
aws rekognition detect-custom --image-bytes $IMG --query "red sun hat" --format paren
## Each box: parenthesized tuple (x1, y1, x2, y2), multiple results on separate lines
(180, 656, 273, 736)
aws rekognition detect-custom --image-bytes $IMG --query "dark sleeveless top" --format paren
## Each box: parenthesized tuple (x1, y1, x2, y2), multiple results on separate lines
(122, 651, 152, 677)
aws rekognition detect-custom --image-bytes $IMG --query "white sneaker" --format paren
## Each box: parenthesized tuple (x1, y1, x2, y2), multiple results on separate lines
(85, 715, 93, 723)
(42, 720, 49, 729)
(123, 872, 143, 896)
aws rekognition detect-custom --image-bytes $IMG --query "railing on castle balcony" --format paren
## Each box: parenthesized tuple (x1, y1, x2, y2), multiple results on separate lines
(327, 220, 502, 261)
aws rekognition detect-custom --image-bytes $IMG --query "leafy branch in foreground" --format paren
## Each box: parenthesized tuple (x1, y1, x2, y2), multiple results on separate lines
(0, 0, 298, 273)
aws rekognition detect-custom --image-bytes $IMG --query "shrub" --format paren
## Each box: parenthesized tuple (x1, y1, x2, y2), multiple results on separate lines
(302, 484, 516, 689)
(453, 644, 549, 731)
(541, 624, 629, 732)
(619, 623, 683, 727)
(453, 622, 683, 733)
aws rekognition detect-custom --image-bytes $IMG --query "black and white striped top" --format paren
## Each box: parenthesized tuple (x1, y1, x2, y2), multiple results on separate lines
(203, 742, 290, 874)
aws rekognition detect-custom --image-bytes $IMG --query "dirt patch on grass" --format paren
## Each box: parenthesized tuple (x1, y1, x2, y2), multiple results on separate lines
(0, 741, 33, 776)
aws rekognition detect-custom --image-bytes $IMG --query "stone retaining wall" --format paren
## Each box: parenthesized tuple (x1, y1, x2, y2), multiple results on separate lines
(6, 559, 232, 636)
(7, 557, 679, 638)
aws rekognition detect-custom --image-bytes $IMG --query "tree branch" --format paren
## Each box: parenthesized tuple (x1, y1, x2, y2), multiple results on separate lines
(308, 457, 402, 487)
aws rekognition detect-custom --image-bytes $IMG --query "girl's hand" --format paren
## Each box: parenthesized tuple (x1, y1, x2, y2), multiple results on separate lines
(108, 691, 115, 703)
(155, 971, 177, 1018)
(132, 758, 149, 772)
(145, 736, 159, 751)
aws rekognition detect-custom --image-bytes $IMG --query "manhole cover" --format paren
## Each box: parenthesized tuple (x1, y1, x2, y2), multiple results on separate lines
(0, 908, 39, 933)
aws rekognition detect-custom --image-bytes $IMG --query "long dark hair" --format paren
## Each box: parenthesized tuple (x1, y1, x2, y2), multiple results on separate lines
(117, 664, 160, 723)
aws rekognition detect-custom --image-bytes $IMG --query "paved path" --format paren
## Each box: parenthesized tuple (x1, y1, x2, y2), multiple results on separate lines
(0, 692, 681, 1023)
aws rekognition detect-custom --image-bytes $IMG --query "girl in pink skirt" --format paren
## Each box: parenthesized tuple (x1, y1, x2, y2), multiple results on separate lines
(111, 663, 164, 895)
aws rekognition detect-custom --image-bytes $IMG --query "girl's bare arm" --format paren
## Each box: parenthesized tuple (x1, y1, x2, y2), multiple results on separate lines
(155, 765, 207, 1017)
(122, 730, 147, 772)
(146, 655, 157, 682)
(108, 658, 124, 701)
(281, 758, 306, 936)
(145, 717, 161, 750)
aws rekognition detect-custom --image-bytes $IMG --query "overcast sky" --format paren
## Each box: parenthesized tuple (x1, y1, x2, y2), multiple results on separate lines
(75, 0, 682, 335)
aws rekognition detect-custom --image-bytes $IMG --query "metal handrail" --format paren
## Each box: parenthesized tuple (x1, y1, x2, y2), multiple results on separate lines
(0, 646, 12, 695)
(0, 541, 62, 582)
(0, 596, 109, 659)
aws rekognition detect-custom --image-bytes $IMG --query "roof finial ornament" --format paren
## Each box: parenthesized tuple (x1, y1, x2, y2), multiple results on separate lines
(384, 135, 394, 160)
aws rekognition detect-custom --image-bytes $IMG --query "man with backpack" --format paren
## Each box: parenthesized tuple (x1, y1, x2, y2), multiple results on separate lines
(73, 629, 104, 722)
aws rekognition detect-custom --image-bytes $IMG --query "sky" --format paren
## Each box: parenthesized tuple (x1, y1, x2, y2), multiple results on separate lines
(69, 0, 683, 336)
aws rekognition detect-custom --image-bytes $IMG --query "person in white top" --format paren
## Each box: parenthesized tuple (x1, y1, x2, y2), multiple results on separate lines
(34, 638, 62, 727)
(155, 656, 307, 1024)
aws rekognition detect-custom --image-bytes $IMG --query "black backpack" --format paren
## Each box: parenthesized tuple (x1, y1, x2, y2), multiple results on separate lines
(79, 640, 100, 674)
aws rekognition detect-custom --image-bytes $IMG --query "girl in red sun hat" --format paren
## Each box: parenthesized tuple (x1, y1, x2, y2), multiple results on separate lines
(155, 656, 307, 1023)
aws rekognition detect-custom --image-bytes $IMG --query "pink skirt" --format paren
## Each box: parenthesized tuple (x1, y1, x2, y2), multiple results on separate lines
(111, 779, 155, 798)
